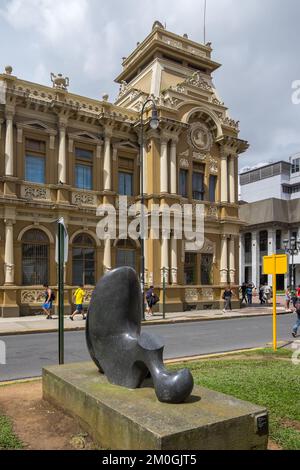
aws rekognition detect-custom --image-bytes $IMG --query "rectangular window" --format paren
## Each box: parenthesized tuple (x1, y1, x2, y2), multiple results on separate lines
(209, 175, 217, 202)
(25, 155, 45, 183)
(201, 254, 213, 285)
(292, 158, 300, 174)
(75, 147, 93, 190)
(118, 172, 133, 196)
(192, 172, 204, 200)
(179, 169, 188, 198)
(25, 138, 46, 184)
(184, 253, 197, 285)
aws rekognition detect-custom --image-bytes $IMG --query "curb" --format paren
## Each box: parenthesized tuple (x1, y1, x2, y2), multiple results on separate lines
(1, 345, 288, 385)
(0, 311, 293, 337)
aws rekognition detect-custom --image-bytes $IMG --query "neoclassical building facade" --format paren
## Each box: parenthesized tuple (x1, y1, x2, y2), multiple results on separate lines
(0, 22, 248, 317)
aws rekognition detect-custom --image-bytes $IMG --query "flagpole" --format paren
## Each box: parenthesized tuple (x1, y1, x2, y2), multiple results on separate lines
(204, 0, 207, 44)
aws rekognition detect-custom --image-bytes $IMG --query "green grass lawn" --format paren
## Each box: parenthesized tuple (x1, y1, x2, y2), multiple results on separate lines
(175, 349, 300, 450)
(0, 414, 23, 450)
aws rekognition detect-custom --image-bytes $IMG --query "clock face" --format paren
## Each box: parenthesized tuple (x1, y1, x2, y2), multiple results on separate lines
(189, 123, 212, 152)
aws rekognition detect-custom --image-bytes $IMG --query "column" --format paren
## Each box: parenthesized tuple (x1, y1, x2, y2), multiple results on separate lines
(228, 156, 236, 204)
(239, 234, 245, 285)
(170, 139, 177, 195)
(229, 237, 236, 284)
(220, 152, 228, 203)
(161, 232, 169, 284)
(160, 137, 169, 193)
(171, 235, 178, 285)
(103, 134, 112, 191)
(252, 231, 259, 288)
(5, 112, 14, 176)
(143, 143, 148, 195)
(4, 219, 15, 285)
(220, 236, 228, 284)
(58, 123, 67, 184)
(103, 238, 112, 273)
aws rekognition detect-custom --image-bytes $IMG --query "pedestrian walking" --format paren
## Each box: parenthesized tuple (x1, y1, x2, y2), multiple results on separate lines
(292, 298, 300, 338)
(223, 286, 233, 313)
(240, 283, 248, 305)
(246, 284, 254, 305)
(259, 285, 266, 305)
(70, 284, 87, 321)
(145, 286, 159, 316)
(42, 284, 55, 320)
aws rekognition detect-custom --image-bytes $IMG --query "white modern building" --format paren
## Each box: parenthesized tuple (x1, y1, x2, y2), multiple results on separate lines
(239, 155, 300, 290)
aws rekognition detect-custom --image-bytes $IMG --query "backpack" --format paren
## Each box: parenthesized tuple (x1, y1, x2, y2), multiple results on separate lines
(50, 290, 56, 302)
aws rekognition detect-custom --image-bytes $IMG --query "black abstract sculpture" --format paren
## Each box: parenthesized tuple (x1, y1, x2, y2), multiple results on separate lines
(86, 267, 194, 403)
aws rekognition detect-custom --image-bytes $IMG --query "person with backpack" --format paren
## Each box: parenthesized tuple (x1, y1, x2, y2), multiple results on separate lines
(146, 286, 159, 316)
(292, 298, 300, 338)
(42, 284, 55, 320)
(70, 285, 87, 321)
(222, 286, 233, 313)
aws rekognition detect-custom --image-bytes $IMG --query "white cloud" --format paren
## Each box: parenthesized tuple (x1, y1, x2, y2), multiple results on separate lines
(0, 0, 300, 167)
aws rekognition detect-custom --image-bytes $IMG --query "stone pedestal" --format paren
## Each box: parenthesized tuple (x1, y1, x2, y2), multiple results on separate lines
(43, 362, 268, 451)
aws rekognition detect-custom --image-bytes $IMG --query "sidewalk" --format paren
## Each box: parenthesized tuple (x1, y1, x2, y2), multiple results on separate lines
(0, 303, 293, 336)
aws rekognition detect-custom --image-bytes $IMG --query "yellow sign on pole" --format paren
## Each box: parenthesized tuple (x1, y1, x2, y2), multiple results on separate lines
(263, 254, 288, 351)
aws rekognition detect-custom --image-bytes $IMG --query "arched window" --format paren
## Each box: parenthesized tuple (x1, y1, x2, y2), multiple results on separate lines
(22, 229, 49, 285)
(72, 234, 95, 286)
(116, 240, 136, 270)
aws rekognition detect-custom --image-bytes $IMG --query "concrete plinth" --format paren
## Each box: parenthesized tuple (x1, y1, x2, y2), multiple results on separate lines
(43, 362, 268, 450)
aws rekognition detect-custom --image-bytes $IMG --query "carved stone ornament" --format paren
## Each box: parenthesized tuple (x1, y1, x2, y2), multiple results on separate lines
(72, 192, 97, 206)
(179, 158, 190, 169)
(183, 72, 212, 91)
(188, 122, 213, 152)
(201, 288, 214, 301)
(22, 186, 49, 200)
(50, 73, 69, 91)
(185, 288, 199, 303)
(21, 290, 46, 304)
(208, 157, 218, 174)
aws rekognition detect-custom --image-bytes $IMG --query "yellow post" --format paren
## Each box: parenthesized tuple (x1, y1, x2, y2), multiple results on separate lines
(273, 255, 277, 352)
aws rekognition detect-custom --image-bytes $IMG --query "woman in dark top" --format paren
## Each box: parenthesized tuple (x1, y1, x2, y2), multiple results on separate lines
(223, 286, 233, 313)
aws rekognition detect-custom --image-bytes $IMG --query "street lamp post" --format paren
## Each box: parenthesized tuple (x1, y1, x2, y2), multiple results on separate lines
(283, 236, 300, 291)
(139, 98, 159, 321)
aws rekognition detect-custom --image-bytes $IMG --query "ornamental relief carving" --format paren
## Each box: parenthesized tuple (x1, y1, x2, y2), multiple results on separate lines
(179, 158, 190, 169)
(185, 288, 199, 303)
(72, 192, 97, 206)
(201, 288, 214, 301)
(188, 123, 213, 153)
(21, 186, 50, 201)
(21, 290, 46, 304)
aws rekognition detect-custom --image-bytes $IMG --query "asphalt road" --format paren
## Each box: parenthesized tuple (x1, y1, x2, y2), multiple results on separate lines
(0, 315, 296, 382)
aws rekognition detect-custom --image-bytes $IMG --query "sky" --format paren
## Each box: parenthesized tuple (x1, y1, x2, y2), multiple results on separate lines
(0, 0, 300, 169)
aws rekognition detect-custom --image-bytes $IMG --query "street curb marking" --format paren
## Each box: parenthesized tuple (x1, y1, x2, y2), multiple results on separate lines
(0, 377, 41, 387)
(0, 311, 293, 337)
(1, 345, 289, 385)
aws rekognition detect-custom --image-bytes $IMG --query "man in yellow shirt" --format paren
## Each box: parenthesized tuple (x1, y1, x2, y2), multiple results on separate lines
(70, 284, 87, 321)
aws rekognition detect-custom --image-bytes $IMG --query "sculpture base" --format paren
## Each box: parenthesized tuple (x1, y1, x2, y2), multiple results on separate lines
(43, 362, 268, 450)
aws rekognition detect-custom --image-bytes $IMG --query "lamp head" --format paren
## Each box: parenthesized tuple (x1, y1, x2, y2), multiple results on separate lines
(150, 107, 159, 130)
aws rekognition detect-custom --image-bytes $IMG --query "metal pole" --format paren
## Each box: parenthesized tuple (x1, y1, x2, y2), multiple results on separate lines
(58, 222, 64, 365)
(163, 267, 166, 320)
(140, 114, 145, 322)
(292, 251, 295, 292)
(272, 255, 277, 352)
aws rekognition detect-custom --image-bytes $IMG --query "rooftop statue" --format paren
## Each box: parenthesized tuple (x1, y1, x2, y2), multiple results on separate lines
(86, 267, 194, 403)
(50, 73, 69, 91)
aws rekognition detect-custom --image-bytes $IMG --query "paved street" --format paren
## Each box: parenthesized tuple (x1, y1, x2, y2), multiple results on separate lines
(0, 314, 296, 382)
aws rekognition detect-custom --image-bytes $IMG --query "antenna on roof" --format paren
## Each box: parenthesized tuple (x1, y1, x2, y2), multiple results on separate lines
(164, 21, 167, 29)
(203, 0, 207, 44)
